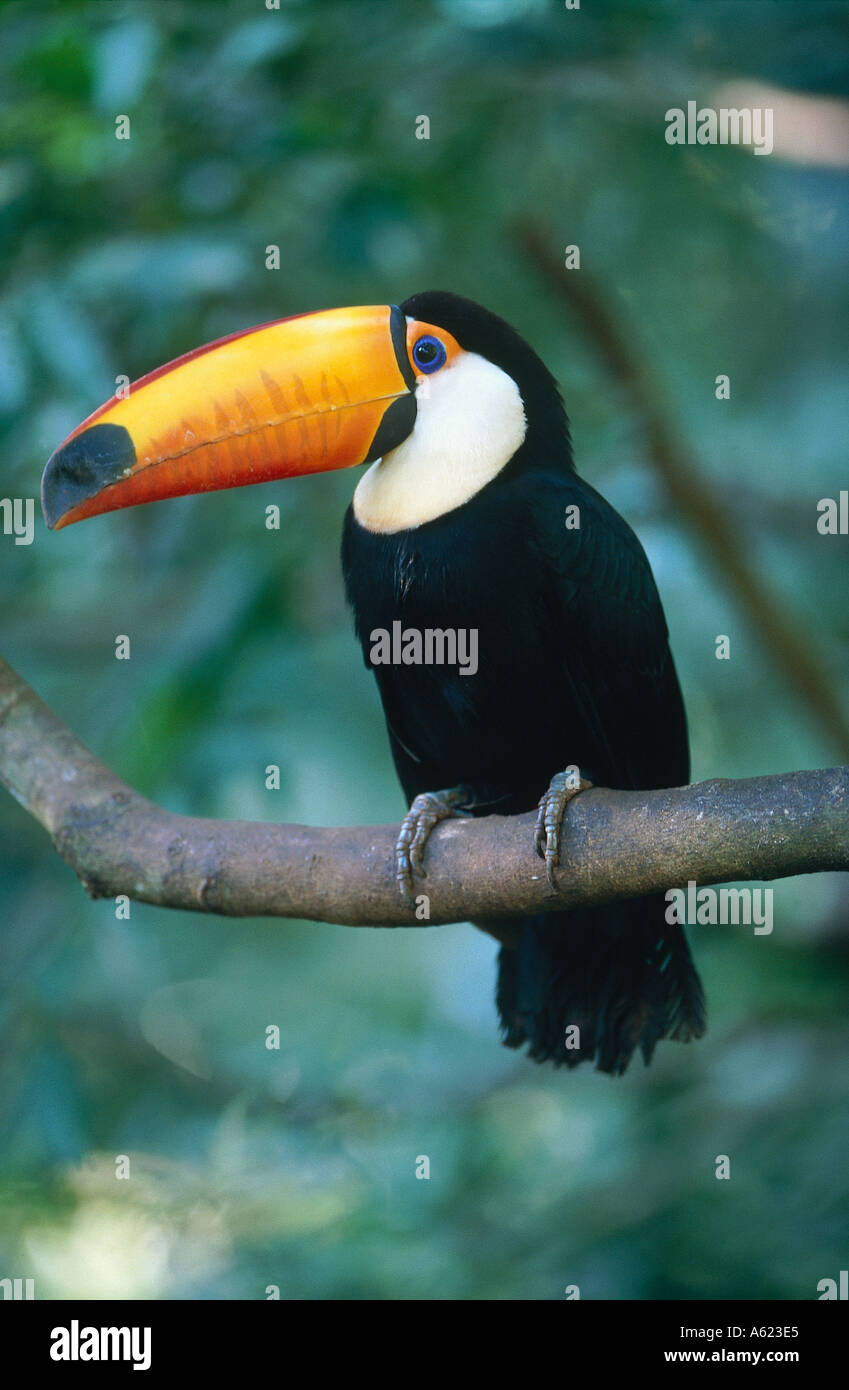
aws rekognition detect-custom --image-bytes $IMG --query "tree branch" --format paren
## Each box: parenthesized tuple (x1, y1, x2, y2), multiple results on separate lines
(2, 656, 846, 926)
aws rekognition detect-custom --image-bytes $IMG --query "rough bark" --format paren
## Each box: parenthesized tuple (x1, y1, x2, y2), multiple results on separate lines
(2, 656, 846, 926)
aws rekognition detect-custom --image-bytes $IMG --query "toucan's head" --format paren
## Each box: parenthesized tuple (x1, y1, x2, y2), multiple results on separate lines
(41, 292, 570, 535)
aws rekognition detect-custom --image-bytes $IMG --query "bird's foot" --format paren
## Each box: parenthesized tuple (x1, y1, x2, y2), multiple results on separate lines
(534, 765, 593, 888)
(396, 785, 474, 906)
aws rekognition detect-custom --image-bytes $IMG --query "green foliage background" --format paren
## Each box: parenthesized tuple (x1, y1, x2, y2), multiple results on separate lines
(1, 0, 847, 1299)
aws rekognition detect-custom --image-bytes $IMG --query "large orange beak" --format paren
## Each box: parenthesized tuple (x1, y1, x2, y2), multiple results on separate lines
(41, 305, 418, 530)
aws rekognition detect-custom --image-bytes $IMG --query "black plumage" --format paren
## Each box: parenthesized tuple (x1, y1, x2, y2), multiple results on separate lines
(342, 292, 705, 1073)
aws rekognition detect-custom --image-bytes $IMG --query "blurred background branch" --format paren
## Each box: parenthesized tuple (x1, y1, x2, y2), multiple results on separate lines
(2, 655, 846, 925)
(515, 221, 849, 761)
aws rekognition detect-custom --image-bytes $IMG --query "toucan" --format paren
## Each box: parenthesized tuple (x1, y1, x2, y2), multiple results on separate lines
(41, 291, 706, 1074)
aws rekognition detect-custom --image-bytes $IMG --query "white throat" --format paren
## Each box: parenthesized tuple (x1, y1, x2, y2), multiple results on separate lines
(352, 351, 526, 533)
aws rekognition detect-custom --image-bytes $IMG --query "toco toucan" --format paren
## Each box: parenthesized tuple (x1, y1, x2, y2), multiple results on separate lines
(42, 291, 705, 1074)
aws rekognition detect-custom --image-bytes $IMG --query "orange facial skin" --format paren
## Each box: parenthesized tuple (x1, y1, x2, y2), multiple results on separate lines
(404, 318, 463, 380)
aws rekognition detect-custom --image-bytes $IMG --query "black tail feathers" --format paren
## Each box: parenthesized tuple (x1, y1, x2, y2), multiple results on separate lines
(495, 897, 706, 1075)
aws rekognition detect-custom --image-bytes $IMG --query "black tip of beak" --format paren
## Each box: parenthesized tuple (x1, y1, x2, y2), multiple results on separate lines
(41, 422, 136, 529)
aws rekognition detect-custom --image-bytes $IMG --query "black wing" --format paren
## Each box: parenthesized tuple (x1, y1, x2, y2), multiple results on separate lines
(526, 469, 689, 792)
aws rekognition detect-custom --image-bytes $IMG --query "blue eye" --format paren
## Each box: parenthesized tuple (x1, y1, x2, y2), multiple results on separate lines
(412, 334, 447, 374)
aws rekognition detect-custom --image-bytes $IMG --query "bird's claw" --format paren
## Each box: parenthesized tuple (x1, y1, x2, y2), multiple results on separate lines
(535, 766, 593, 888)
(395, 787, 472, 907)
